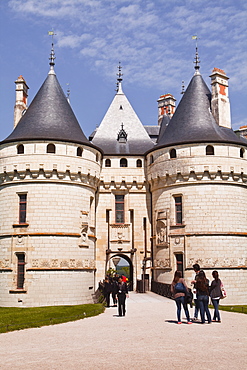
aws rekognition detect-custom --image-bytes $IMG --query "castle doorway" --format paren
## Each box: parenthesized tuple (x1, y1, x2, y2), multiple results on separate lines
(108, 254, 133, 291)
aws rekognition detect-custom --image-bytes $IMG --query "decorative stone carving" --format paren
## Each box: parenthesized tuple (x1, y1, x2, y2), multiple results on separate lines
(29, 258, 96, 269)
(188, 257, 247, 268)
(154, 258, 170, 268)
(110, 224, 130, 243)
(0, 259, 10, 268)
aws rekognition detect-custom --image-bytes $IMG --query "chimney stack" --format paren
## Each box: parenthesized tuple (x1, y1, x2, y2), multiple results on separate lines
(157, 93, 176, 126)
(210, 68, 231, 129)
(14, 75, 29, 127)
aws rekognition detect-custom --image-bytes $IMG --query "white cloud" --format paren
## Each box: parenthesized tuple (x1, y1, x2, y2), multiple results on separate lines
(8, 0, 247, 96)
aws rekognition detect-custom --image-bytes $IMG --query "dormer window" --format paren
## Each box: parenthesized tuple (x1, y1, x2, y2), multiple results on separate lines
(206, 145, 214, 155)
(17, 144, 24, 154)
(117, 123, 127, 143)
(170, 148, 177, 158)
(47, 144, 56, 153)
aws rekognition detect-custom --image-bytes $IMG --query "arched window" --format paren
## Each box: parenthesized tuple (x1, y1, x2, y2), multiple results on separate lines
(206, 145, 214, 155)
(17, 144, 24, 154)
(240, 148, 244, 158)
(136, 159, 142, 167)
(120, 158, 128, 167)
(105, 159, 111, 167)
(96, 153, 99, 162)
(47, 143, 56, 153)
(77, 147, 83, 157)
(170, 148, 177, 158)
(150, 155, 154, 164)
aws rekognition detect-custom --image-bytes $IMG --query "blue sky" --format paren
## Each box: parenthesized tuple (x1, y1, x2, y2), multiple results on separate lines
(0, 0, 246, 142)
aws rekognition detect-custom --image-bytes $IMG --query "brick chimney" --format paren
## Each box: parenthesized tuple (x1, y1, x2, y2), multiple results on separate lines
(210, 68, 231, 129)
(157, 93, 176, 126)
(14, 75, 29, 127)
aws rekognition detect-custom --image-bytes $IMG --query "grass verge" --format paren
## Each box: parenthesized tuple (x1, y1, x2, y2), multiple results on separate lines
(217, 305, 247, 314)
(0, 303, 105, 334)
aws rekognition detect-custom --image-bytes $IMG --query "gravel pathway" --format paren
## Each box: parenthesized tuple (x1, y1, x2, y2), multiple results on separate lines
(0, 292, 246, 370)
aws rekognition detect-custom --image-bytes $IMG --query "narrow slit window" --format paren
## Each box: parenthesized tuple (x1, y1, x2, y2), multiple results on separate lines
(174, 196, 182, 225)
(17, 253, 25, 289)
(19, 194, 27, 224)
(115, 195, 124, 223)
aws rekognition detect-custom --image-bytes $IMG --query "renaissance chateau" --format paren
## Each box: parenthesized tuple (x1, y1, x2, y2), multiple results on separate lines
(0, 46, 246, 307)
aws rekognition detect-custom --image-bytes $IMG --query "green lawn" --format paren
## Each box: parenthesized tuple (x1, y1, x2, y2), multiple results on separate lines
(218, 304, 247, 314)
(0, 303, 105, 334)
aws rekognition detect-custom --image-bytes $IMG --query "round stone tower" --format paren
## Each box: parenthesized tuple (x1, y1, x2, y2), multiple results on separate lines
(147, 65, 247, 305)
(0, 49, 102, 307)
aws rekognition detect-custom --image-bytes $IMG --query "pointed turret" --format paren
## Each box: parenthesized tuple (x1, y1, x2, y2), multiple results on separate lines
(2, 45, 93, 147)
(157, 55, 245, 148)
(92, 64, 154, 154)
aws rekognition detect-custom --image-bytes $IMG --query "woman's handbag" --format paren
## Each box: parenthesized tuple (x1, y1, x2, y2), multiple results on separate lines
(175, 282, 186, 293)
(220, 282, 227, 299)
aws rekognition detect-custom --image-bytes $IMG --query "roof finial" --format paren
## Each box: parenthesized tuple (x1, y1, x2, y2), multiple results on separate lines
(116, 61, 123, 94)
(66, 83, 70, 104)
(181, 80, 185, 94)
(48, 31, 56, 75)
(192, 35, 200, 74)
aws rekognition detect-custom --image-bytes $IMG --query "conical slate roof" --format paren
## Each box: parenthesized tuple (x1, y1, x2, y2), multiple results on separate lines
(157, 72, 246, 149)
(92, 82, 154, 155)
(2, 70, 93, 147)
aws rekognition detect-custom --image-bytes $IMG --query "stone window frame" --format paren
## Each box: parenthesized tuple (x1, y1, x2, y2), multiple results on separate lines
(47, 143, 56, 154)
(17, 144, 24, 154)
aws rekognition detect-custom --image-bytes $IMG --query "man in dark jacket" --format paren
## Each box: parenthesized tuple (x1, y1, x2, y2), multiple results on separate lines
(117, 277, 129, 316)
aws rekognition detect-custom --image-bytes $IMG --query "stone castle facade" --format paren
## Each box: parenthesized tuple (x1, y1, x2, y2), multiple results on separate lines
(0, 52, 246, 307)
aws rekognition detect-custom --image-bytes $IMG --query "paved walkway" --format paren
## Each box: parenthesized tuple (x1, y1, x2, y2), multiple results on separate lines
(0, 292, 246, 369)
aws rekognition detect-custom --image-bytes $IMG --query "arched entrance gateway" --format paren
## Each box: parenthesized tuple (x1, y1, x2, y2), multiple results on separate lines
(107, 254, 133, 291)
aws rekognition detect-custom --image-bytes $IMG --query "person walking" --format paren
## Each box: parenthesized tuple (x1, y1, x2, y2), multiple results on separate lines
(111, 276, 118, 307)
(117, 277, 129, 316)
(171, 271, 192, 324)
(191, 263, 201, 321)
(195, 271, 212, 324)
(209, 270, 222, 322)
(103, 277, 112, 307)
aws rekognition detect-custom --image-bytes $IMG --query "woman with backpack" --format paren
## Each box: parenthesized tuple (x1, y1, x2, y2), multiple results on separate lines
(195, 270, 212, 324)
(171, 270, 192, 324)
(209, 270, 222, 322)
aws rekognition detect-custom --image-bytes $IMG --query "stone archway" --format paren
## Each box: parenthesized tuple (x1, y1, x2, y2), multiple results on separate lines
(108, 254, 133, 291)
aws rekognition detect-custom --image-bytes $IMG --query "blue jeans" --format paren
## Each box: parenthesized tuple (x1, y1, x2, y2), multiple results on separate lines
(212, 299, 221, 321)
(194, 299, 200, 319)
(175, 296, 190, 322)
(197, 295, 211, 323)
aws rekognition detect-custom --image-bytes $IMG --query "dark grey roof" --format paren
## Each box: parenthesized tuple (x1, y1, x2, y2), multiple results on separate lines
(157, 115, 170, 142)
(156, 73, 247, 149)
(92, 138, 154, 155)
(144, 125, 160, 136)
(2, 72, 95, 148)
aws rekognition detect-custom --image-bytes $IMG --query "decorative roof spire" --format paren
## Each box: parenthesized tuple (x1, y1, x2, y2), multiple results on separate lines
(116, 61, 123, 94)
(48, 31, 56, 75)
(192, 36, 200, 74)
(181, 80, 185, 94)
(66, 83, 70, 104)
